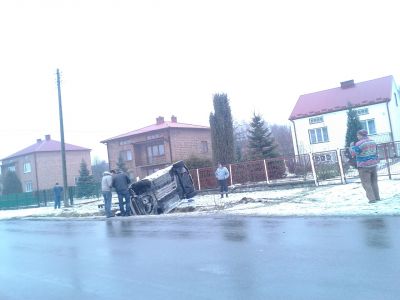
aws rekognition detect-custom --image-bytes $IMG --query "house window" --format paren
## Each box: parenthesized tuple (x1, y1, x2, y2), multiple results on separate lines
(356, 108, 369, 116)
(360, 119, 376, 135)
(309, 127, 329, 144)
(147, 144, 165, 158)
(200, 141, 208, 153)
(8, 165, 16, 172)
(309, 116, 323, 124)
(146, 134, 161, 140)
(120, 150, 133, 161)
(25, 181, 33, 192)
(314, 154, 334, 163)
(119, 140, 131, 145)
(23, 162, 32, 173)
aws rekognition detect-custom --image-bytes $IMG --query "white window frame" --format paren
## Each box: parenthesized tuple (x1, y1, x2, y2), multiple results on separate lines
(25, 181, 33, 192)
(200, 141, 208, 153)
(309, 127, 329, 144)
(309, 116, 324, 124)
(23, 162, 32, 173)
(147, 144, 165, 158)
(360, 119, 376, 135)
(356, 108, 369, 116)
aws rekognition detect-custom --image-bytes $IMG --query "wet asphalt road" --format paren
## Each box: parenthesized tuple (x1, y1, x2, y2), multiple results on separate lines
(0, 215, 399, 300)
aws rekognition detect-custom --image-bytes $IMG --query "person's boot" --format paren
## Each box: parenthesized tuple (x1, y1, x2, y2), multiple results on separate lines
(220, 194, 224, 198)
(226, 193, 228, 198)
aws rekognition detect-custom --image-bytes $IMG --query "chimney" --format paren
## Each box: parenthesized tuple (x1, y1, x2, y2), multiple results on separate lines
(45, 134, 51, 141)
(156, 116, 165, 125)
(36, 138, 42, 143)
(171, 115, 177, 123)
(340, 80, 355, 89)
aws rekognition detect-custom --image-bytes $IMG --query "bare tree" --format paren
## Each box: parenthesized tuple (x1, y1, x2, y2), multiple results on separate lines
(269, 123, 294, 157)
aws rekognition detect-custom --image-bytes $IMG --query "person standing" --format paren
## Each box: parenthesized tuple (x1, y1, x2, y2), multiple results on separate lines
(111, 170, 132, 216)
(101, 171, 114, 218)
(215, 163, 230, 198)
(53, 182, 63, 209)
(350, 129, 380, 203)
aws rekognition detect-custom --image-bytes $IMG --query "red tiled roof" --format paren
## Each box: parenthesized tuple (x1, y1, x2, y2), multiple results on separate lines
(289, 76, 393, 120)
(2, 139, 90, 160)
(101, 121, 210, 143)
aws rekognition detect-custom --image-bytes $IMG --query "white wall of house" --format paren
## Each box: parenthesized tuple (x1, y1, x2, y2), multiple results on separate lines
(291, 102, 395, 155)
(389, 81, 400, 141)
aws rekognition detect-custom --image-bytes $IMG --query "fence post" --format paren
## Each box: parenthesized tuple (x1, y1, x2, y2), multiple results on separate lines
(229, 164, 233, 186)
(337, 149, 345, 184)
(196, 168, 201, 191)
(384, 143, 392, 180)
(263, 159, 270, 184)
(309, 152, 318, 186)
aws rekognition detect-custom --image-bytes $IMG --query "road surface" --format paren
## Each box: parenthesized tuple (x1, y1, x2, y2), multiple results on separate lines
(1, 215, 399, 300)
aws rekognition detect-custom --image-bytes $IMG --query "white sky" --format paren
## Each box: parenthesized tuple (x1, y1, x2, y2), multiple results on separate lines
(1, 0, 399, 162)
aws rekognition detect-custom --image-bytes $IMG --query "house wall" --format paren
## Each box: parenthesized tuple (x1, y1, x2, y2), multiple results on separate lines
(2, 150, 91, 191)
(389, 80, 400, 141)
(35, 151, 91, 190)
(106, 127, 212, 179)
(170, 128, 212, 162)
(292, 102, 393, 155)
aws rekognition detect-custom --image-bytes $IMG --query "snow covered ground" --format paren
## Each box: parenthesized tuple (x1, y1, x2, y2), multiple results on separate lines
(0, 179, 399, 220)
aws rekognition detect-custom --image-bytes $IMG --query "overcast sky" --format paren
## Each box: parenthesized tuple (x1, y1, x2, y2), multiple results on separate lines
(1, 0, 399, 162)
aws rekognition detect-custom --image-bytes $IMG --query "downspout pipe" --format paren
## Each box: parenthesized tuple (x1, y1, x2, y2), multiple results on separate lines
(290, 119, 300, 156)
(386, 101, 394, 142)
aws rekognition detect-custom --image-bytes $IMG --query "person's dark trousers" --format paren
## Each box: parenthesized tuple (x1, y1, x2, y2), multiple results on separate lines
(218, 179, 228, 197)
(102, 191, 112, 217)
(54, 197, 61, 209)
(117, 191, 132, 216)
(358, 166, 380, 202)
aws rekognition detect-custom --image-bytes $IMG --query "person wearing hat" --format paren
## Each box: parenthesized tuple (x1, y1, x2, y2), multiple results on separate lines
(349, 129, 380, 203)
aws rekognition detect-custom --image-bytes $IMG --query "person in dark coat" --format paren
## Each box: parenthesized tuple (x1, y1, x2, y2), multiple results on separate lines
(111, 170, 132, 216)
(53, 182, 63, 209)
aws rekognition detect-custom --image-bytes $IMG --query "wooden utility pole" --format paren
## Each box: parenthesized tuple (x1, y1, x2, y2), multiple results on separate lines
(56, 69, 70, 207)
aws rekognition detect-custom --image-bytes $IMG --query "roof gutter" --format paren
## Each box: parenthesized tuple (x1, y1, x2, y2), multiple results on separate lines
(290, 119, 300, 156)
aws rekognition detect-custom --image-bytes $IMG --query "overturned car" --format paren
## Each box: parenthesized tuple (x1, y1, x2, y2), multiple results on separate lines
(128, 161, 197, 215)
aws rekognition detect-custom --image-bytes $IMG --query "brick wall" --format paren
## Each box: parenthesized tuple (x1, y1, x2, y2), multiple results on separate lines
(170, 128, 212, 161)
(35, 150, 91, 190)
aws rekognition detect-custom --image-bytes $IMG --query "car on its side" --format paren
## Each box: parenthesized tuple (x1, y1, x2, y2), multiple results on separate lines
(129, 161, 197, 215)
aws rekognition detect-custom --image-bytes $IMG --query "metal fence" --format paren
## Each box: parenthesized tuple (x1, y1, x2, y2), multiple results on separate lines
(190, 141, 400, 190)
(0, 185, 102, 210)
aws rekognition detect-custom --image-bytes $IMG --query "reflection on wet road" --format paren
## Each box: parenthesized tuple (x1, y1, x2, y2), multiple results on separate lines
(0, 216, 399, 300)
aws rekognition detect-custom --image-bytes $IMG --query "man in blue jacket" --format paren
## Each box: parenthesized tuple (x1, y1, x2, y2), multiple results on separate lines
(215, 163, 230, 198)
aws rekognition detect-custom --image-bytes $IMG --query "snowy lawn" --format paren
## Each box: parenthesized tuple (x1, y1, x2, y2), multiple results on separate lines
(0, 178, 399, 220)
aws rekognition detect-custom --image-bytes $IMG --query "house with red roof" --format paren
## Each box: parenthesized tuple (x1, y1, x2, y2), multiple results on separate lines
(1, 135, 91, 192)
(289, 75, 400, 155)
(101, 116, 212, 178)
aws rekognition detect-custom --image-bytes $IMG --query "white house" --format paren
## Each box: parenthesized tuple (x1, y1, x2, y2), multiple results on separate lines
(289, 75, 400, 155)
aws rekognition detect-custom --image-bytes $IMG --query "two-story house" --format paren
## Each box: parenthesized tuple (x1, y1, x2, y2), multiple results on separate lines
(101, 116, 212, 178)
(1, 134, 91, 192)
(289, 75, 400, 156)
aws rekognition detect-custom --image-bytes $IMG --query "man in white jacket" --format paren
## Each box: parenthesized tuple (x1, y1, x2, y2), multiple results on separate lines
(215, 163, 230, 198)
(101, 171, 113, 218)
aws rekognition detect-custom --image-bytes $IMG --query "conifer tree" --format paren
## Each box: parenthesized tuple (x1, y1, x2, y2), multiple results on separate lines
(2, 170, 23, 194)
(116, 154, 128, 173)
(247, 113, 279, 159)
(247, 113, 286, 179)
(209, 93, 235, 164)
(344, 105, 363, 167)
(345, 105, 363, 147)
(76, 160, 97, 198)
